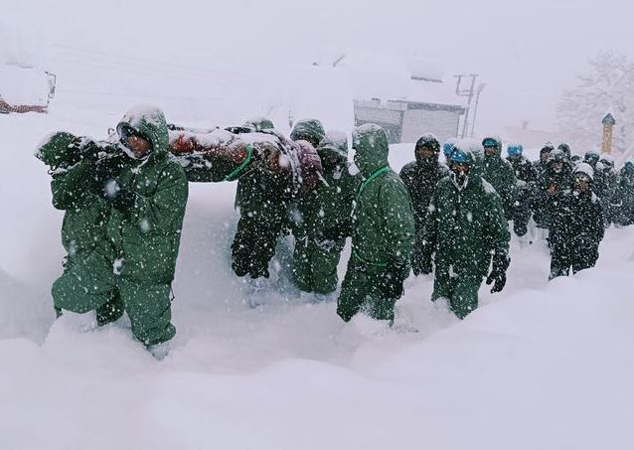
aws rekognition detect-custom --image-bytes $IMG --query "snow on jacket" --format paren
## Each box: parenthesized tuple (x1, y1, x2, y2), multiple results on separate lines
(106, 106, 189, 284)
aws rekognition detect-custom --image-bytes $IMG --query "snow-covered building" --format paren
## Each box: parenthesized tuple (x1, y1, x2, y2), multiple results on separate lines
(341, 55, 466, 144)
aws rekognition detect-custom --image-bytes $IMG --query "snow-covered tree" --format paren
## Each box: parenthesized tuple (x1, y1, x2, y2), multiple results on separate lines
(557, 51, 634, 156)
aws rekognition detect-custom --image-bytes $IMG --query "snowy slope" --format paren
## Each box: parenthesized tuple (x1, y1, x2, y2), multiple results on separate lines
(0, 48, 633, 450)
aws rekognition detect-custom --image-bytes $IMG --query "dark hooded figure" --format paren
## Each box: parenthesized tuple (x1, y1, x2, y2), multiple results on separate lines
(534, 149, 572, 229)
(420, 143, 510, 319)
(223, 118, 303, 284)
(481, 136, 517, 219)
(616, 160, 634, 226)
(548, 163, 605, 279)
(506, 144, 538, 236)
(399, 133, 449, 275)
(597, 154, 618, 226)
(533, 143, 555, 176)
(291, 131, 360, 298)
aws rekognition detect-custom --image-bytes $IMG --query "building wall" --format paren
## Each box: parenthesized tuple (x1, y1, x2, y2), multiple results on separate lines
(354, 101, 463, 144)
(401, 109, 461, 144)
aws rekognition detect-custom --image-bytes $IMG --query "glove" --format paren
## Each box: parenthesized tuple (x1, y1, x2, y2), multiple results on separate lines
(91, 153, 129, 193)
(109, 189, 136, 213)
(486, 252, 510, 293)
(79, 137, 105, 160)
(378, 261, 409, 300)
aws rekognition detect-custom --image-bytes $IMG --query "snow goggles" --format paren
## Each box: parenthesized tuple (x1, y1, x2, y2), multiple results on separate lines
(117, 124, 149, 148)
(585, 153, 599, 162)
(507, 145, 523, 157)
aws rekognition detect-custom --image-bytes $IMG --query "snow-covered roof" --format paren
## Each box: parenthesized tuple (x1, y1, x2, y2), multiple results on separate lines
(338, 53, 463, 107)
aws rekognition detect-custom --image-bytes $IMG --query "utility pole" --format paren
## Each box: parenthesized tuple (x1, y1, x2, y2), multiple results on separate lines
(470, 83, 486, 137)
(454, 74, 479, 138)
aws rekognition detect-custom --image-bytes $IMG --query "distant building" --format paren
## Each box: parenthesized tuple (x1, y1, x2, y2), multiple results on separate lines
(354, 97, 465, 144)
(342, 55, 467, 144)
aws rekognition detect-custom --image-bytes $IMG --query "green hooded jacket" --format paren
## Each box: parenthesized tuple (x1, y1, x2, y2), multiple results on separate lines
(351, 124, 415, 269)
(107, 106, 189, 284)
(37, 132, 112, 265)
(292, 132, 360, 293)
(296, 132, 359, 241)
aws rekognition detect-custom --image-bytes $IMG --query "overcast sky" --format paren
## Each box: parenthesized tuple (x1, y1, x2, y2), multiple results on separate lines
(5, 0, 634, 133)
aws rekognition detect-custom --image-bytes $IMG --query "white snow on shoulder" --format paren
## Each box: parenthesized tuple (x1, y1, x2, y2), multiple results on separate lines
(482, 178, 498, 195)
(355, 123, 384, 135)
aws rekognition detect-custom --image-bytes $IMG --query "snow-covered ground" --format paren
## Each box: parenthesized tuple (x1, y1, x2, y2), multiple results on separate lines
(1, 51, 633, 450)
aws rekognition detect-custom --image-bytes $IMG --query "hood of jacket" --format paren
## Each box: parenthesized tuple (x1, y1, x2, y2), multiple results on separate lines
(352, 123, 389, 178)
(117, 105, 169, 159)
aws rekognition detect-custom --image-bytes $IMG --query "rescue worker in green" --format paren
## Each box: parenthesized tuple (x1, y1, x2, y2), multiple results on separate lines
(231, 118, 296, 280)
(399, 134, 449, 275)
(35, 133, 119, 322)
(481, 136, 517, 219)
(420, 144, 510, 319)
(51, 106, 189, 356)
(291, 131, 360, 298)
(336, 124, 415, 323)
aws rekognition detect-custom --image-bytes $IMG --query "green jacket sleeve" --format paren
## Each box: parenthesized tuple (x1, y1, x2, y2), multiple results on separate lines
(50, 160, 93, 210)
(379, 176, 415, 266)
(129, 163, 189, 236)
(486, 190, 511, 258)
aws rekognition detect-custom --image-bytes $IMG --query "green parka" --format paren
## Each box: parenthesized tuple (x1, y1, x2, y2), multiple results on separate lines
(37, 132, 112, 265)
(50, 107, 187, 346)
(422, 151, 510, 318)
(107, 107, 189, 284)
(292, 132, 360, 294)
(337, 124, 415, 321)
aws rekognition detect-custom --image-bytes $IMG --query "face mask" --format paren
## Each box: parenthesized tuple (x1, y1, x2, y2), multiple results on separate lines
(450, 165, 469, 190)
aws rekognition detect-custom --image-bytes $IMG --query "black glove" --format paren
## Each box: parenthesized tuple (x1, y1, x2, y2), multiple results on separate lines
(108, 188, 136, 213)
(79, 138, 105, 160)
(91, 153, 129, 194)
(378, 261, 409, 300)
(486, 252, 510, 293)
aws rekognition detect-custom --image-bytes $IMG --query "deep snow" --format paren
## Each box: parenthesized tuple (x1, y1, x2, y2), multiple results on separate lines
(1, 49, 633, 450)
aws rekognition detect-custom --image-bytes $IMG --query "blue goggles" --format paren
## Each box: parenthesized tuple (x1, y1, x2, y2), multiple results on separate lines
(585, 153, 599, 162)
(450, 149, 470, 164)
(507, 145, 523, 157)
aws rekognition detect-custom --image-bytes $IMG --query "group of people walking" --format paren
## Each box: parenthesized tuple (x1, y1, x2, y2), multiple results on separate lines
(36, 105, 628, 357)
